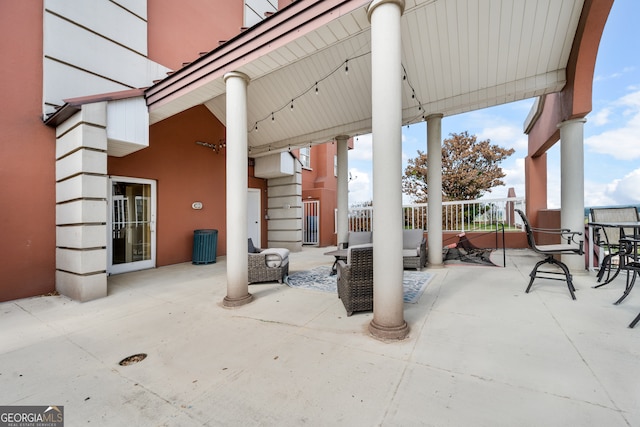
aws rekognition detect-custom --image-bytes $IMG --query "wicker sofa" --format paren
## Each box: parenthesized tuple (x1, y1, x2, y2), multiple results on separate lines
(336, 244, 374, 316)
(403, 229, 427, 270)
(247, 239, 289, 284)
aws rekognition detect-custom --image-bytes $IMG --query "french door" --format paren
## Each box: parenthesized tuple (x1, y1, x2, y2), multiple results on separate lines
(108, 177, 156, 274)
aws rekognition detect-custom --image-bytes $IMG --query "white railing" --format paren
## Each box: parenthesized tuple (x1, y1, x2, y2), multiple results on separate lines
(345, 197, 526, 232)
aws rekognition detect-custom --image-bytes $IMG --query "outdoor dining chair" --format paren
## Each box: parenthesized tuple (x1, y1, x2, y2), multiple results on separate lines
(589, 206, 640, 287)
(615, 236, 640, 328)
(516, 209, 584, 300)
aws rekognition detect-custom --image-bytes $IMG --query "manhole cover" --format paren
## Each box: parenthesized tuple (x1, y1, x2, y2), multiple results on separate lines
(119, 353, 147, 366)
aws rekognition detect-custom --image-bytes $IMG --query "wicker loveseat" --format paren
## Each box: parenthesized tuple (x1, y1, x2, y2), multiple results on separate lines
(336, 244, 374, 316)
(247, 239, 289, 284)
(403, 229, 427, 270)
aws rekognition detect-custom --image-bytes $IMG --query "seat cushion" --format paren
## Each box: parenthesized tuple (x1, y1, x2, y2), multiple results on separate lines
(248, 238, 260, 253)
(402, 249, 419, 258)
(403, 229, 424, 254)
(348, 231, 372, 247)
(261, 248, 290, 267)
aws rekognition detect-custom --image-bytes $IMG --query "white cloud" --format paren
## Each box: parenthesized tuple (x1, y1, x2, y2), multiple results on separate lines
(590, 107, 611, 126)
(349, 134, 372, 161)
(478, 124, 528, 151)
(585, 89, 640, 160)
(602, 169, 640, 205)
(584, 181, 618, 207)
(347, 167, 372, 205)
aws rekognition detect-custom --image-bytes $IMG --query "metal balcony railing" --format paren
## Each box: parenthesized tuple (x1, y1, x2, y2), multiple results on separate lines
(342, 197, 526, 232)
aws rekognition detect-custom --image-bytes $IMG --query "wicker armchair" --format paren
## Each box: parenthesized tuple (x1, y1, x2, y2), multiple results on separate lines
(247, 239, 289, 284)
(403, 229, 427, 270)
(338, 231, 372, 249)
(336, 245, 373, 316)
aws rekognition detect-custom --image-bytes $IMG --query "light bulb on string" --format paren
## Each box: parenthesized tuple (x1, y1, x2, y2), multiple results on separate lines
(315, 82, 319, 95)
(345, 59, 349, 75)
(271, 112, 275, 122)
(290, 99, 294, 110)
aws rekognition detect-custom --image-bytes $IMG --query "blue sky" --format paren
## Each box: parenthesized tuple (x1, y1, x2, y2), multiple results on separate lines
(348, 0, 640, 208)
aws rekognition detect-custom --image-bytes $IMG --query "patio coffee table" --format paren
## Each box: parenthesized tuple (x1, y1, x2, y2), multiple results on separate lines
(324, 249, 347, 276)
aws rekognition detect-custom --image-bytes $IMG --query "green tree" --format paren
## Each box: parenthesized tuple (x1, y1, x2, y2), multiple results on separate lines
(402, 131, 515, 202)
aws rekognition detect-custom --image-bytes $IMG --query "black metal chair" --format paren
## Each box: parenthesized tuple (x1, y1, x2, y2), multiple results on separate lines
(590, 206, 640, 286)
(516, 209, 584, 300)
(615, 237, 640, 328)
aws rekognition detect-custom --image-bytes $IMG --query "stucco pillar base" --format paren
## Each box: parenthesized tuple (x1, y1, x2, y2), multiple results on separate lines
(56, 271, 107, 302)
(223, 293, 253, 307)
(369, 319, 409, 340)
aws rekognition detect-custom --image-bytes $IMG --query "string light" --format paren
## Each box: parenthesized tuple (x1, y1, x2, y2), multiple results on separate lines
(401, 64, 426, 126)
(246, 51, 427, 150)
(249, 51, 369, 135)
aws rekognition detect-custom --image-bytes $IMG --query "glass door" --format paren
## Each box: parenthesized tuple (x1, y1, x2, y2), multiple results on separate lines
(108, 177, 156, 274)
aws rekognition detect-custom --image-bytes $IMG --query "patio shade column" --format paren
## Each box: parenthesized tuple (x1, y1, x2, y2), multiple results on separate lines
(336, 135, 350, 246)
(367, 0, 408, 340)
(426, 114, 444, 266)
(559, 118, 587, 273)
(223, 71, 253, 307)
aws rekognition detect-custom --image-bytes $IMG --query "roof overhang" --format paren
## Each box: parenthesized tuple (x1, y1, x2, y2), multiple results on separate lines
(145, 0, 585, 157)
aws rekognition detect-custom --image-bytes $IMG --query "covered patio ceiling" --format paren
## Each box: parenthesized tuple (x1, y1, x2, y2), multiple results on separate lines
(145, 0, 585, 157)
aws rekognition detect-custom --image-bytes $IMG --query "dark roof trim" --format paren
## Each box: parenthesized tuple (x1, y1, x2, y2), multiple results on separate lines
(44, 88, 146, 127)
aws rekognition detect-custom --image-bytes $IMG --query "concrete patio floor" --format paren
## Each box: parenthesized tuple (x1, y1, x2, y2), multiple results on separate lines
(1, 247, 639, 426)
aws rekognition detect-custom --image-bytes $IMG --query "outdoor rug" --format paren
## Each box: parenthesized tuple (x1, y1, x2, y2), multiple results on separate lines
(285, 265, 433, 303)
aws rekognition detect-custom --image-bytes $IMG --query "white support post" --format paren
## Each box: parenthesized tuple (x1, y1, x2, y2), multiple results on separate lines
(367, 0, 408, 340)
(336, 135, 350, 247)
(426, 114, 444, 266)
(559, 118, 587, 273)
(223, 71, 253, 307)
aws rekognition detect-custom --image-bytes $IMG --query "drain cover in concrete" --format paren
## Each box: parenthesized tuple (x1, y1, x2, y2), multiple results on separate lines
(119, 353, 147, 366)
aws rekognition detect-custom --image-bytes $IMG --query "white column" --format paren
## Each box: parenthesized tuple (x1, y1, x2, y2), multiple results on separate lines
(559, 118, 586, 272)
(336, 135, 350, 246)
(223, 71, 253, 307)
(367, 0, 408, 340)
(426, 114, 444, 266)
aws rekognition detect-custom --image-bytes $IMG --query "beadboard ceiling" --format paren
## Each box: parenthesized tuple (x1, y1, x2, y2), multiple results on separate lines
(146, 0, 584, 156)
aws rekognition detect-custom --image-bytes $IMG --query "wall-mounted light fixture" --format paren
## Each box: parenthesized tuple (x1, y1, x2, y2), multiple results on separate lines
(196, 140, 226, 154)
